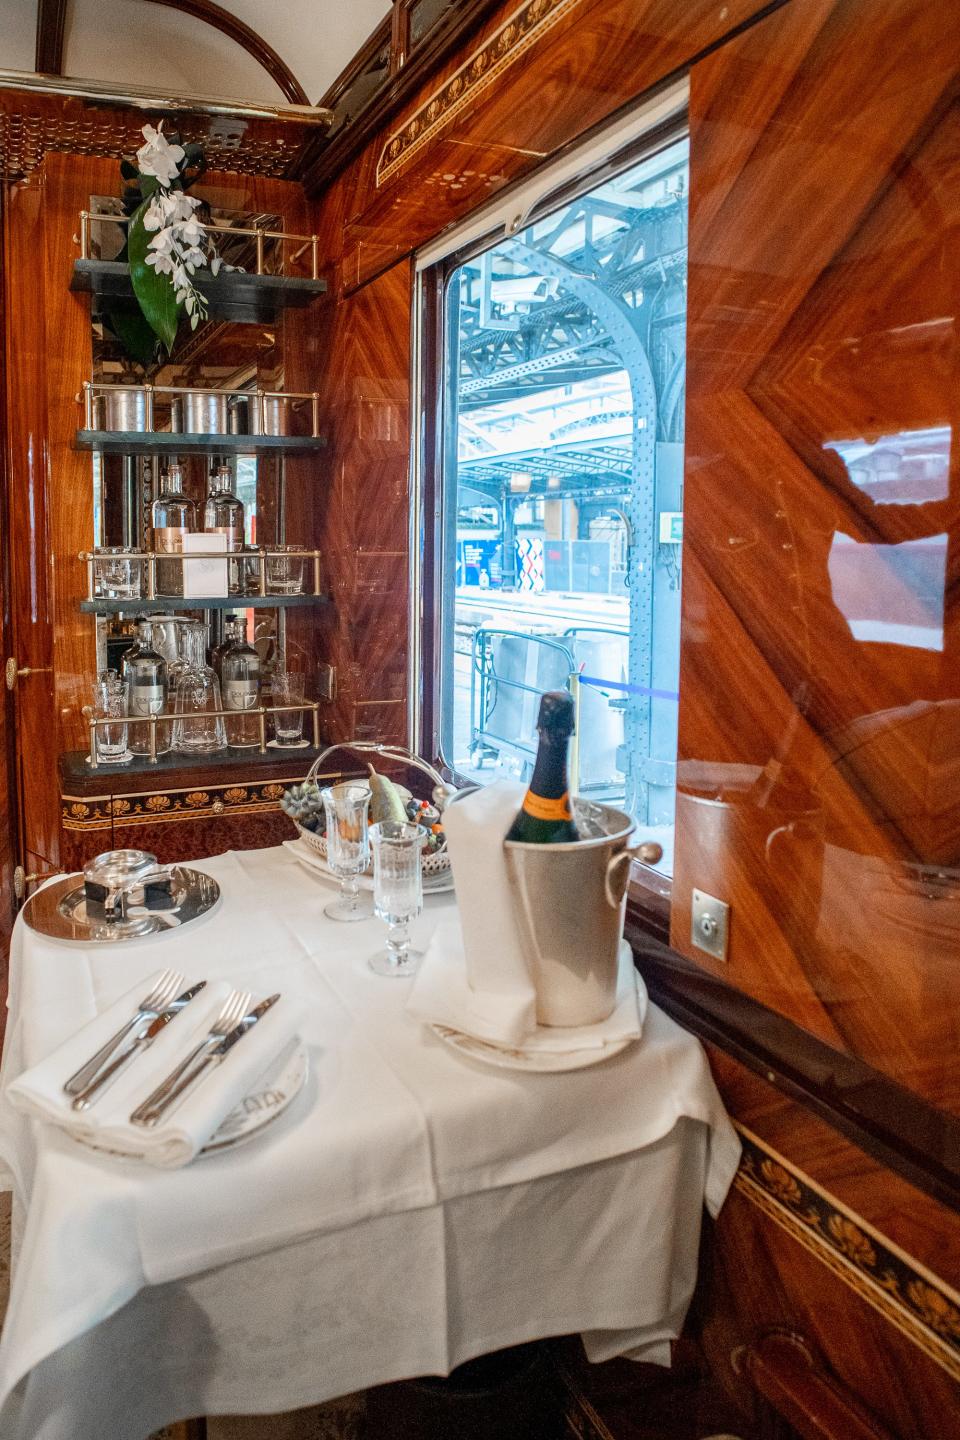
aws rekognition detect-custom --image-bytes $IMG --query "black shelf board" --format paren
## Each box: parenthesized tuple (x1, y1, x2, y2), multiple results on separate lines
(76, 430, 326, 457)
(60, 744, 327, 787)
(72, 258, 326, 323)
(80, 594, 330, 615)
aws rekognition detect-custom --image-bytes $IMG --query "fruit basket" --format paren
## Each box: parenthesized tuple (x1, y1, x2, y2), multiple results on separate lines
(281, 742, 455, 877)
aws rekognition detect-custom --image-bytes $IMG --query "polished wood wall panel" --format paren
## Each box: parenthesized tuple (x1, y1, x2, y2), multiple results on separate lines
(674, 0, 960, 1117)
(3, 176, 60, 867)
(311, 254, 413, 745)
(699, 1182, 960, 1440)
(313, 0, 776, 293)
(704, 1046, 960, 1300)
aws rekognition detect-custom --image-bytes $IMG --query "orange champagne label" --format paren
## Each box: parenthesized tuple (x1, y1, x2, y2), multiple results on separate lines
(521, 790, 572, 822)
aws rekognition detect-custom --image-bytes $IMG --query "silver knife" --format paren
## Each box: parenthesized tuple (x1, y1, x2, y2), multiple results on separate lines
(69, 982, 208, 1112)
(130, 993, 281, 1129)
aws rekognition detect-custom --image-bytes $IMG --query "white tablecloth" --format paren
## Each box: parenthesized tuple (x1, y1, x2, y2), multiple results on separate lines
(0, 846, 740, 1440)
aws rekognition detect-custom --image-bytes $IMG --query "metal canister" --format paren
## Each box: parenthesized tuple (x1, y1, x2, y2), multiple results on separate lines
(180, 390, 228, 434)
(249, 393, 290, 436)
(103, 388, 148, 432)
(503, 799, 642, 1026)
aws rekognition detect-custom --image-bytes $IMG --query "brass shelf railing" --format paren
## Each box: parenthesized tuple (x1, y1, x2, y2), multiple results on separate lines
(80, 546, 324, 604)
(86, 700, 321, 768)
(79, 380, 321, 438)
(77, 211, 321, 279)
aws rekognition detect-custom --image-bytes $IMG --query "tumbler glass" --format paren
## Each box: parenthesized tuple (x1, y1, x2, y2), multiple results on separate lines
(368, 822, 425, 977)
(266, 546, 305, 596)
(96, 547, 142, 600)
(92, 677, 131, 764)
(272, 670, 305, 745)
(321, 782, 373, 922)
(171, 670, 227, 753)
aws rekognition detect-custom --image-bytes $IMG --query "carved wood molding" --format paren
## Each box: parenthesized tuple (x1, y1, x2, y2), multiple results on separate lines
(734, 1126, 960, 1385)
(141, 0, 310, 105)
(35, 0, 68, 75)
(375, 0, 587, 186)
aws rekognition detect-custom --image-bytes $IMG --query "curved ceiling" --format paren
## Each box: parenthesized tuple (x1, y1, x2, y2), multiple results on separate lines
(2, 0, 391, 106)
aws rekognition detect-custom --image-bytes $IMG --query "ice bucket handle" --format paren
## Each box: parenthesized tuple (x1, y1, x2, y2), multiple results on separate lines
(604, 840, 664, 908)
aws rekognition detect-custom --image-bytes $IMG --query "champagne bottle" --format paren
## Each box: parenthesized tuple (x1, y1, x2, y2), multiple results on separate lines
(505, 690, 580, 844)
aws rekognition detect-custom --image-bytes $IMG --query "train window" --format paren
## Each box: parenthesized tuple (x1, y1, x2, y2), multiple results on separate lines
(434, 134, 688, 876)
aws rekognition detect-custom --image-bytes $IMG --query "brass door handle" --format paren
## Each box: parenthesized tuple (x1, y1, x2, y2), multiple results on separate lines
(5, 658, 51, 690)
(13, 866, 42, 901)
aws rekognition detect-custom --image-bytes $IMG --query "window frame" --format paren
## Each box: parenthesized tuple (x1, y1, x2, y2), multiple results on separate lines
(411, 87, 690, 912)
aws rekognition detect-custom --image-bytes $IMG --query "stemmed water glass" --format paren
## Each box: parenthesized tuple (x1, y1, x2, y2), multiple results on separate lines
(321, 782, 373, 922)
(368, 821, 425, 977)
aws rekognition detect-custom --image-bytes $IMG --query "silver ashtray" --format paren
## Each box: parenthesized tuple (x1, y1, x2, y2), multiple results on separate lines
(83, 848, 173, 922)
(24, 864, 221, 944)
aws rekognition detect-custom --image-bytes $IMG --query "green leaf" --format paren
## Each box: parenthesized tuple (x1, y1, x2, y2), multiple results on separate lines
(104, 309, 160, 369)
(127, 197, 180, 356)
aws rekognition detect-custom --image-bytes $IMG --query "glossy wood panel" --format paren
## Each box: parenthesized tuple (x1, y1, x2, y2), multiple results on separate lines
(704, 1045, 960, 1301)
(0, 188, 17, 968)
(310, 252, 413, 746)
(5, 174, 61, 866)
(673, 0, 960, 1117)
(315, 0, 776, 292)
(698, 1156, 960, 1440)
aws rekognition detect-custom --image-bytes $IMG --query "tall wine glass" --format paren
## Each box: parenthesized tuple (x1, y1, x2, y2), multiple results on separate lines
(368, 821, 425, 977)
(321, 782, 373, 922)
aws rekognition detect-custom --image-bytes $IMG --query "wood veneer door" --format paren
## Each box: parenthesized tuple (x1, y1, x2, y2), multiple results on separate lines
(0, 187, 18, 967)
(674, 0, 960, 1117)
(3, 174, 59, 885)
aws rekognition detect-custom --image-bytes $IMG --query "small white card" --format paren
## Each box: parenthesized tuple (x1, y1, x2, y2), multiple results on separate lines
(182, 532, 229, 597)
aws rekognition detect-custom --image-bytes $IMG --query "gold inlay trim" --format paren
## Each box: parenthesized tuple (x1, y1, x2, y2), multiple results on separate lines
(377, 0, 586, 186)
(734, 1123, 960, 1382)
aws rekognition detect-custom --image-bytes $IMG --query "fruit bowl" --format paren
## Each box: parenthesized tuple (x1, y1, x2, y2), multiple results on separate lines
(282, 741, 454, 878)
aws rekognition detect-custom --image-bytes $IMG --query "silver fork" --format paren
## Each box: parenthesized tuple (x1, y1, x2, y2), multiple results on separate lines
(63, 970, 184, 1097)
(128, 989, 252, 1128)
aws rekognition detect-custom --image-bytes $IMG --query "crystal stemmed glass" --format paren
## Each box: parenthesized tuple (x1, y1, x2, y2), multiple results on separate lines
(321, 782, 373, 922)
(368, 821, 425, 977)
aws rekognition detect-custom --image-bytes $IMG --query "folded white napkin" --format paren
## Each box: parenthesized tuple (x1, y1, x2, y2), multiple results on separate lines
(426, 781, 537, 1046)
(408, 921, 644, 1055)
(7, 970, 304, 1168)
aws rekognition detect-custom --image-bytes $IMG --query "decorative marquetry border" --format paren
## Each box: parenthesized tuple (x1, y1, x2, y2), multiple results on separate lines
(734, 1125, 960, 1382)
(376, 0, 586, 185)
(61, 778, 301, 830)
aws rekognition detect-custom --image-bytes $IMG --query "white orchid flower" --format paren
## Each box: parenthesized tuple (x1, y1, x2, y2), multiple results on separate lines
(136, 122, 185, 186)
(145, 249, 175, 276)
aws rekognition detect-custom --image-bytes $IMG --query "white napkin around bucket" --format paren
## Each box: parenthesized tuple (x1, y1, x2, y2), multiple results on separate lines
(417, 780, 537, 1047)
(7, 971, 305, 1168)
(408, 919, 644, 1055)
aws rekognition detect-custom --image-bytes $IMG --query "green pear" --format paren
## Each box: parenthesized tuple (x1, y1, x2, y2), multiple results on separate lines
(367, 766, 409, 825)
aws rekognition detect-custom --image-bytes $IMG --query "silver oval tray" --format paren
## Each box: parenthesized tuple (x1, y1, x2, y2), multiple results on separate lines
(23, 866, 221, 944)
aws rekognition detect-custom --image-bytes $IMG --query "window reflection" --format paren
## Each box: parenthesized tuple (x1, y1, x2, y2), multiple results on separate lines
(824, 425, 951, 504)
(827, 531, 947, 651)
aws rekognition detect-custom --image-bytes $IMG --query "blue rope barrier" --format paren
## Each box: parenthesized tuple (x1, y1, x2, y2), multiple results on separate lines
(577, 674, 680, 702)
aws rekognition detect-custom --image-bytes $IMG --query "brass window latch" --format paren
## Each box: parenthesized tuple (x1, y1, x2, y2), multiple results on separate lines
(5, 658, 51, 690)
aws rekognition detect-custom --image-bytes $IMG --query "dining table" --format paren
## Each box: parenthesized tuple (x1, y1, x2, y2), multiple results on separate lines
(0, 843, 741, 1440)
